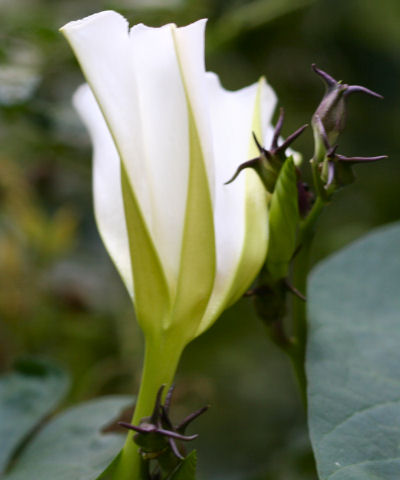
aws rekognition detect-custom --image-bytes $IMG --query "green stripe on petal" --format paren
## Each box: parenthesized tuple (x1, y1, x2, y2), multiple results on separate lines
(215, 78, 269, 309)
(226, 174, 268, 308)
(223, 77, 270, 306)
(195, 78, 269, 337)
(120, 163, 171, 339)
(169, 25, 216, 341)
(169, 105, 216, 341)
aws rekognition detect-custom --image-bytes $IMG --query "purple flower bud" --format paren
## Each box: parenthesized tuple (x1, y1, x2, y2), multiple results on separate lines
(311, 64, 383, 154)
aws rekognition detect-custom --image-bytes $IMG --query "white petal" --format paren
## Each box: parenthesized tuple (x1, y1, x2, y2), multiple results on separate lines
(61, 12, 144, 205)
(225, 77, 276, 304)
(196, 75, 276, 335)
(73, 84, 134, 297)
(61, 11, 150, 226)
(172, 19, 215, 203)
(127, 23, 189, 297)
(62, 12, 190, 296)
(164, 20, 217, 335)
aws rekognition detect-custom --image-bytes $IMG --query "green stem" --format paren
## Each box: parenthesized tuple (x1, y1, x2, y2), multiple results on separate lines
(291, 196, 325, 406)
(114, 335, 185, 480)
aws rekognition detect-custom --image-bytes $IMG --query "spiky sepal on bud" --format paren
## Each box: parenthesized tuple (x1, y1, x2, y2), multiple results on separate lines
(313, 111, 387, 197)
(225, 108, 307, 193)
(119, 385, 208, 479)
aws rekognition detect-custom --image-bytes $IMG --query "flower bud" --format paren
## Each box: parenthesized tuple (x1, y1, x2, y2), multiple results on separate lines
(310, 64, 386, 197)
(311, 64, 383, 163)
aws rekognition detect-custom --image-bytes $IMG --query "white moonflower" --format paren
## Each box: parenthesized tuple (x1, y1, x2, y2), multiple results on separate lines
(61, 11, 277, 350)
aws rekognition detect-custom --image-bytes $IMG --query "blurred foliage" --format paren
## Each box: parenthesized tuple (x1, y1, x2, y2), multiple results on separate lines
(0, 0, 399, 479)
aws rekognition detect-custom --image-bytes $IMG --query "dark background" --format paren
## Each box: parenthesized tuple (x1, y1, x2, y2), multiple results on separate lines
(0, 1, 399, 478)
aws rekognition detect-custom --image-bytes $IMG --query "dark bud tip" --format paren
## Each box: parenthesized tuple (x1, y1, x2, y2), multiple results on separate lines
(284, 279, 307, 302)
(150, 384, 165, 423)
(118, 421, 156, 434)
(163, 384, 175, 413)
(168, 438, 185, 460)
(312, 63, 337, 87)
(118, 421, 133, 429)
(224, 176, 237, 186)
(176, 405, 210, 432)
(327, 144, 339, 158)
(224, 158, 259, 185)
(336, 154, 388, 163)
(252, 131, 264, 153)
(157, 428, 198, 442)
(278, 123, 308, 153)
(344, 85, 383, 100)
(271, 107, 285, 149)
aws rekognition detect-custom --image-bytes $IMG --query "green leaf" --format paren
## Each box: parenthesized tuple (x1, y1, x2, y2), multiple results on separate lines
(307, 222, 400, 480)
(170, 450, 197, 480)
(266, 157, 299, 280)
(0, 357, 69, 474)
(4, 396, 132, 480)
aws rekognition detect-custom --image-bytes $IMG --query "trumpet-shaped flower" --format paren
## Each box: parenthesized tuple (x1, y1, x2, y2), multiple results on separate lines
(62, 11, 277, 348)
(61, 11, 278, 478)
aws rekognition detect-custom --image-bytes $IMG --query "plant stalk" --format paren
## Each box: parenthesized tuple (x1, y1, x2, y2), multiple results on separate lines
(114, 335, 184, 480)
(290, 196, 325, 406)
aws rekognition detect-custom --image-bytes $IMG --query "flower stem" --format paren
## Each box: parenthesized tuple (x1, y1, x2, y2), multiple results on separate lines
(114, 335, 184, 480)
(290, 196, 325, 406)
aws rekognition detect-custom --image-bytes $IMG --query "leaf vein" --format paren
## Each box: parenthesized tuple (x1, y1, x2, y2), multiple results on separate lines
(326, 457, 400, 480)
(318, 399, 400, 444)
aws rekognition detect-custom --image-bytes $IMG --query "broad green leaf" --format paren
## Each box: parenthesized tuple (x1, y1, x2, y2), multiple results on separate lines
(266, 157, 299, 280)
(4, 396, 132, 480)
(0, 357, 69, 474)
(170, 450, 197, 480)
(307, 222, 400, 480)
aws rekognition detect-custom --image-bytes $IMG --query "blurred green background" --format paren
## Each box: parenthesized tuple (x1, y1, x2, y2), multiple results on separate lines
(0, 0, 398, 479)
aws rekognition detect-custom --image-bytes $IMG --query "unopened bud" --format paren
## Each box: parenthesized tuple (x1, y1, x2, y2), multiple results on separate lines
(310, 64, 386, 197)
(311, 64, 383, 161)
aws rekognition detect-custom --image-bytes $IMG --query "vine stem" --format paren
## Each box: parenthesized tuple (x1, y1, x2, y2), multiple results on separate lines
(290, 196, 325, 406)
(114, 335, 184, 480)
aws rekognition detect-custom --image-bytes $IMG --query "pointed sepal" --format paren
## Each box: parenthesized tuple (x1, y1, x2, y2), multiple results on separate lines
(225, 109, 307, 193)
